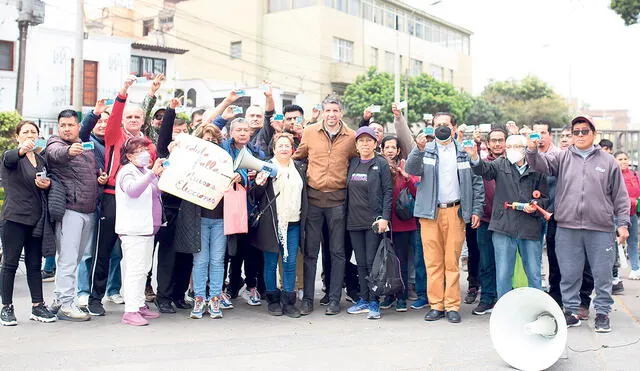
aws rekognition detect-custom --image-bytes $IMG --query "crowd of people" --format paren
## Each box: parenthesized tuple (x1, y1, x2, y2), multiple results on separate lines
(0, 74, 635, 334)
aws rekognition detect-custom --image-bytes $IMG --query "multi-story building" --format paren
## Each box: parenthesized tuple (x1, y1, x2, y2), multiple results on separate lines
(96, 0, 471, 112)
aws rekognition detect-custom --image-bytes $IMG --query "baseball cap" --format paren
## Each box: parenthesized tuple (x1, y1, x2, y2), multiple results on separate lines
(571, 114, 595, 131)
(355, 127, 378, 142)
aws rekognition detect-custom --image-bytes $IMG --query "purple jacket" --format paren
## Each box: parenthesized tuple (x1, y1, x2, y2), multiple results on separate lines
(525, 145, 630, 232)
(46, 136, 98, 214)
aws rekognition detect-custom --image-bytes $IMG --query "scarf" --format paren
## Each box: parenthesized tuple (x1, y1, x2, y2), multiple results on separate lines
(271, 158, 303, 262)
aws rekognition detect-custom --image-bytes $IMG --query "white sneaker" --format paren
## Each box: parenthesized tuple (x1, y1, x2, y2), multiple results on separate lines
(629, 270, 640, 280)
(107, 294, 125, 305)
(57, 303, 90, 322)
(77, 295, 89, 308)
(242, 287, 261, 306)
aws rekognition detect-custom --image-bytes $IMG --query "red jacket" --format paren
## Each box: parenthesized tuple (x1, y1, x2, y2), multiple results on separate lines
(622, 168, 640, 215)
(390, 160, 419, 232)
(104, 94, 157, 195)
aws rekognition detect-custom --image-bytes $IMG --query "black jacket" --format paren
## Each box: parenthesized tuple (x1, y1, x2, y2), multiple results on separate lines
(173, 200, 202, 254)
(472, 157, 549, 241)
(251, 161, 308, 254)
(346, 155, 393, 223)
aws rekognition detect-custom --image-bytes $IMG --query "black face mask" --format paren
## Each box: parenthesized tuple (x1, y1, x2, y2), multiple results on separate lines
(435, 126, 452, 142)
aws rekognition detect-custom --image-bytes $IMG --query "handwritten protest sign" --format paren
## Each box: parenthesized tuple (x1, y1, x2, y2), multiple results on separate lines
(158, 134, 234, 210)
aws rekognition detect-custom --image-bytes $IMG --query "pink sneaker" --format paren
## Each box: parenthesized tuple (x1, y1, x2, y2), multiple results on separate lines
(121, 312, 149, 326)
(139, 305, 160, 319)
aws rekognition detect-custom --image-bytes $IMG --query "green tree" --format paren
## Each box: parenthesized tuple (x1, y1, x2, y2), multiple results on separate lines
(463, 95, 504, 125)
(611, 0, 640, 26)
(342, 68, 472, 124)
(481, 76, 570, 128)
(0, 111, 23, 156)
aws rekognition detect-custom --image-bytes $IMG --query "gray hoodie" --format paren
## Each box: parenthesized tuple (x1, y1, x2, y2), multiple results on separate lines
(525, 145, 629, 232)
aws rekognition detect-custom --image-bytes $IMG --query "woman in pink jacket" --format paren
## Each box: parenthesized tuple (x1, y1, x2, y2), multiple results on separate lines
(615, 151, 640, 279)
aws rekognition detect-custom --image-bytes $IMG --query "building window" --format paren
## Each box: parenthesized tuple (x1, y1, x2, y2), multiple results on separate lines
(230, 41, 242, 59)
(370, 47, 378, 68)
(70, 60, 98, 107)
(187, 88, 197, 107)
(449, 68, 454, 83)
(462, 35, 470, 55)
(269, 0, 291, 12)
(384, 51, 394, 73)
(348, 0, 360, 16)
(130, 55, 166, 77)
(384, 7, 395, 29)
(335, 0, 347, 12)
(0, 41, 14, 71)
(430, 64, 443, 81)
(411, 59, 422, 76)
(332, 37, 353, 63)
(159, 14, 174, 32)
(293, 0, 313, 8)
(142, 19, 154, 36)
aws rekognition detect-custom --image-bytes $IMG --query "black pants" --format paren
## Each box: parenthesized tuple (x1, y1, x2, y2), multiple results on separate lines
(466, 223, 480, 290)
(391, 231, 411, 300)
(322, 222, 359, 296)
(89, 193, 118, 305)
(304, 204, 346, 303)
(349, 229, 381, 302)
(547, 217, 594, 308)
(155, 207, 193, 304)
(228, 233, 264, 294)
(1, 220, 43, 305)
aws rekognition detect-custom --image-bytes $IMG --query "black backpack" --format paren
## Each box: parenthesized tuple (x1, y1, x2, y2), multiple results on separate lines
(367, 235, 404, 297)
(395, 187, 415, 221)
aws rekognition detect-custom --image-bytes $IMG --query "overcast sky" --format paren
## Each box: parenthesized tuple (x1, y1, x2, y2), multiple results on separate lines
(405, 0, 640, 123)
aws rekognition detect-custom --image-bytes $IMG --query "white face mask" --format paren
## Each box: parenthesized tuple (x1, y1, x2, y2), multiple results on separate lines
(506, 149, 524, 164)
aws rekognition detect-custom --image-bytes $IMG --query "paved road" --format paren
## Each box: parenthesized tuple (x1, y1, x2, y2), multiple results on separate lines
(1, 263, 640, 370)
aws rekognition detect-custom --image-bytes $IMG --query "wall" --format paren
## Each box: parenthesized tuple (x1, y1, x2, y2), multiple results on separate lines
(0, 3, 19, 111)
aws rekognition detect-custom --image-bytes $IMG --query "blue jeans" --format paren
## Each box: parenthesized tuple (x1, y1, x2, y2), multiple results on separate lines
(43, 256, 56, 272)
(628, 214, 639, 271)
(193, 218, 226, 299)
(264, 223, 300, 292)
(413, 226, 427, 300)
(78, 240, 122, 297)
(476, 222, 496, 304)
(492, 231, 542, 299)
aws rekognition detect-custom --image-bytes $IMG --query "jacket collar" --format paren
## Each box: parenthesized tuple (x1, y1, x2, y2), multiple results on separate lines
(317, 120, 349, 136)
(568, 144, 601, 159)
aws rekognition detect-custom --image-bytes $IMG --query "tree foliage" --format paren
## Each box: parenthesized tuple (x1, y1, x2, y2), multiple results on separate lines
(0, 111, 23, 156)
(481, 76, 570, 129)
(342, 68, 476, 124)
(464, 94, 504, 125)
(611, 0, 640, 25)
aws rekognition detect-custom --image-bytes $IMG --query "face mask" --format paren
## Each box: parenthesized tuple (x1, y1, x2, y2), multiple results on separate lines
(434, 126, 452, 142)
(135, 151, 151, 167)
(506, 149, 524, 164)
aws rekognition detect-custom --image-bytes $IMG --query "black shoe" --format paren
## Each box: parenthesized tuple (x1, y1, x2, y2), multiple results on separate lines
(30, 303, 56, 323)
(345, 290, 359, 304)
(41, 270, 55, 282)
(174, 299, 192, 310)
(446, 310, 462, 323)
(464, 287, 479, 304)
(424, 309, 445, 321)
(564, 311, 581, 327)
(325, 301, 340, 315)
(594, 314, 611, 333)
(87, 300, 105, 316)
(612, 281, 624, 295)
(300, 299, 313, 316)
(155, 299, 176, 314)
(319, 293, 330, 306)
(266, 291, 283, 316)
(472, 302, 494, 315)
(282, 291, 301, 318)
(0, 305, 17, 326)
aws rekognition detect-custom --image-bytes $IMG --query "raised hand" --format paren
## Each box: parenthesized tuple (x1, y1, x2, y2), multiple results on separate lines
(68, 143, 84, 157)
(94, 99, 107, 116)
(391, 103, 401, 118)
(149, 73, 165, 96)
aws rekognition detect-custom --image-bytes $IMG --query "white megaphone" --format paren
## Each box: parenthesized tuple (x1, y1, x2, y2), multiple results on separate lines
(233, 147, 278, 177)
(490, 287, 567, 371)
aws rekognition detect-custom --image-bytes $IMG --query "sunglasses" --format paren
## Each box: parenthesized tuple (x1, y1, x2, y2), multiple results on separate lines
(154, 114, 164, 120)
(572, 129, 591, 136)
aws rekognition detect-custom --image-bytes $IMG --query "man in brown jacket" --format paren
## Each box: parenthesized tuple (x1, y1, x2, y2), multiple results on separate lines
(293, 97, 357, 315)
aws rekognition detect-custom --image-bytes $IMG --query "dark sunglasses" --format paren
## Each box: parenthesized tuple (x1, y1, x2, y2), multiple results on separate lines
(572, 129, 591, 136)
(154, 114, 164, 120)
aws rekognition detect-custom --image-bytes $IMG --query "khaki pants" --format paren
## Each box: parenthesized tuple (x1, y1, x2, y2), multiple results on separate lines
(419, 205, 466, 311)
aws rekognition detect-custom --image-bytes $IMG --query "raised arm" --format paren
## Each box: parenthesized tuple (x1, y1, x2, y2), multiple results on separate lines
(157, 99, 179, 158)
(391, 103, 414, 160)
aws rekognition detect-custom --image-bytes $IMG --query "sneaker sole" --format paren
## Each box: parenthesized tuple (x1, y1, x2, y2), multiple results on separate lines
(396, 307, 407, 312)
(320, 302, 330, 306)
(0, 319, 18, 326)
(411, 304, 428, 310)
(247, 301, 262, 306)
(347, 309, 369, 314)
(472, 308, 493, 315)
(107, 299, 125, 305)
(367, 314, 381, 319)
(379, 304, 395, 310)
(595, 327, 611, 333)
(29, 314, 56, 323)
(190, 313, 204, 319)
(567, 320, 582, 328)
(220, 305, 234, 310)
(42, 277, 55, 283)
(210, 313, 223, 319)
(87, 310, 106, 316)
(57, 314, 91, 322)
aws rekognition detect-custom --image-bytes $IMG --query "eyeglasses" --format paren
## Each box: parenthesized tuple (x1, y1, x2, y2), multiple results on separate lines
(505, 145, 525, 150)
(489, 138, 505, 144)
(572, 129, 591, 136)
(154, 114, 164, 120)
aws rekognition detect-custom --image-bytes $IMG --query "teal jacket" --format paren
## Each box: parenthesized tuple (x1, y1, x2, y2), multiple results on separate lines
(405, 141, 484, 222)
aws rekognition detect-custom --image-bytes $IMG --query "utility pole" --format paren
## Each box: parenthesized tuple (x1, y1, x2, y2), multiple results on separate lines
(393, 15, 400, 104)
(72, 0, 84, 112)
(15, 0, 45, 114)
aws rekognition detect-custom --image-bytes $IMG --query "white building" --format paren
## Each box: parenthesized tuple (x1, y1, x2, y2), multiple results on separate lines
(0, 0, 186, 136)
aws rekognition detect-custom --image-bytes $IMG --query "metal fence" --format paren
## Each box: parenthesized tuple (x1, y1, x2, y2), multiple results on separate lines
(551, 128, 640, 165)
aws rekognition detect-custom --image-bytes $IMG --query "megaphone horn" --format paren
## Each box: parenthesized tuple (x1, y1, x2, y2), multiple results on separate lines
(490, 287, 567, 371)
(233, 147, 278, 177)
